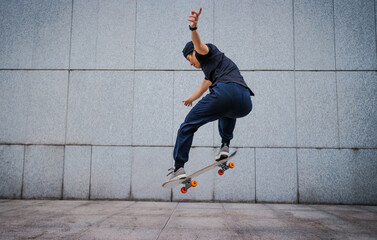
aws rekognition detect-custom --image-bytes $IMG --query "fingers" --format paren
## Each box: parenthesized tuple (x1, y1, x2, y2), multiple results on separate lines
(189, 8, 202, 19)
(191, 8, 202, 16)
(187, 11, 199, 26)
(182, 99, 193, 107)
(189, 13, 198, 19)
(187, 18, 197, 27)
(188, 14, 198, 21)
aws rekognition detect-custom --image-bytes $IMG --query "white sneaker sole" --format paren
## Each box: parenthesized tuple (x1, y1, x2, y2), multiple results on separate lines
(170, 174, 187, 181)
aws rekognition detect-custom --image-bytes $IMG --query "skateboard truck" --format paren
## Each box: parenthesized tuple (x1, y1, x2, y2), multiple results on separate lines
(218, 161, 235, 175)
(181, 178, 198, 194)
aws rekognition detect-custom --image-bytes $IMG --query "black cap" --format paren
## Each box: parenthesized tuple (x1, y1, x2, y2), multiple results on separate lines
(182, 41, 194, 58)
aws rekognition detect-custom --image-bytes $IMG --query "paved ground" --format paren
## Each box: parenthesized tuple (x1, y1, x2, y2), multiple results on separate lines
(0, 200, 376, 239)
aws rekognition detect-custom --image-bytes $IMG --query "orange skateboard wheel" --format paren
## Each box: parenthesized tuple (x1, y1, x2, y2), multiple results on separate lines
(228, 162, 235, 168)
(191, 180, 198, 187)
(181, 187, 188, 194)
(218, 169, 224, 175)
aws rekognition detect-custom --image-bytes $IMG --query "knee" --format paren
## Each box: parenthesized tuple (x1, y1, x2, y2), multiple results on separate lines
(178, 122, 198, 135)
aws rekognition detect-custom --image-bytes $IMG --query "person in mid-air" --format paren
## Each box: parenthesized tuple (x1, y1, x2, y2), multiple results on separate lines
(167, 8, 254, 180)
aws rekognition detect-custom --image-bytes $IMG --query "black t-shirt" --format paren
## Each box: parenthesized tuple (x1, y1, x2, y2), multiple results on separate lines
(195, 44, 254, 96)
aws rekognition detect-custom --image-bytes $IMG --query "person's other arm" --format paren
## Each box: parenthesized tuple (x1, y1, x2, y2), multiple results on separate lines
(182, 79, 212, 107)
(188, 8, 209, 55)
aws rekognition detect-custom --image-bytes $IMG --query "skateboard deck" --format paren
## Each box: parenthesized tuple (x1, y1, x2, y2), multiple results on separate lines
(162, 151, 237, 193)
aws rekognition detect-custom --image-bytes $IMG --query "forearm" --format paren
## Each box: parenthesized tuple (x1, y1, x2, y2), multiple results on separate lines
(189, 79, 211, 101)
(190, 85, 207, 102)
(191, 29, 208, 55)
(191, 30, 204, 51)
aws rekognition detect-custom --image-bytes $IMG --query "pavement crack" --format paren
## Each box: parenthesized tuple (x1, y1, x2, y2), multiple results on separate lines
(155, 202, 179, 240)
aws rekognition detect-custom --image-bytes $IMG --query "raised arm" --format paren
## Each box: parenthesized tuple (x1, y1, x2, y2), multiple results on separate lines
(188, 8, 209, 55)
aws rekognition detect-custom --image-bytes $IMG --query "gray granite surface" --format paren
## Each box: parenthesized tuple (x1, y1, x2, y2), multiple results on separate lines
(90, 146, 132, 199)
(294, 0, 335, 70)
(334, 0, 377, 70)
(67, 71, 133, 145)
(23, 145, 64, 199)
(63, 146, 91, 199)
(256, 148, 297, 203)
(0, 145, 24, 199)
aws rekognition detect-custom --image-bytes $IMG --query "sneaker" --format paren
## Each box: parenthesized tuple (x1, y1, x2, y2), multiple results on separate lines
(215, 145, 229, 161)
(166, 167, 186, 180)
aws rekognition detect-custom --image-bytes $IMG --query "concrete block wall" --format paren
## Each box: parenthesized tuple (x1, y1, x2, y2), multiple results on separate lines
(0, 0, 376, 204)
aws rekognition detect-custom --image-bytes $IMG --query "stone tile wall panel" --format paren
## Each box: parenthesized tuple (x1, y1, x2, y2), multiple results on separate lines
(23, 145, 64, 199)
(133, 71, 173, 146)
(0, 145, 24, 199)
(298, 149, 377, 204)
(296, 72, 338, 147)
(90, 146, 131, 199)
(256, 148, 297, 203)
(67, 71, 133, 145)
(0, 71, 67, 145)
(294, 0, 335, 70)
(0, 1, 35, 68)
(337, 72, 377, 148)
(334, 0, 377, 70)
(0, 0, 71, 69)
(70, 0, 136, 69)
(131, 147, 172, 201)
(252, 0, 294, 70)
(135, 0, 213, 70)
(63, 146, 91, 199)
(0, 71, 29, 143)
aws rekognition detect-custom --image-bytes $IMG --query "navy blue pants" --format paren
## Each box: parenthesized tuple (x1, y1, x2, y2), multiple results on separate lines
(173, 82, 252, 169)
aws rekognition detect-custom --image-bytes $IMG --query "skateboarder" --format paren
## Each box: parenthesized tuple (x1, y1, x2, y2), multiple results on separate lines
(168, 8, 254, 180)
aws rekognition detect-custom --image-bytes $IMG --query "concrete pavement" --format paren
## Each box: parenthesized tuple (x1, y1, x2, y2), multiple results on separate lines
(0, 200, 376, 239)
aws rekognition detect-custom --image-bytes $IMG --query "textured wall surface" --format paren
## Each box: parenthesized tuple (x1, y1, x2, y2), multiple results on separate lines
(0, 0, 376, 204)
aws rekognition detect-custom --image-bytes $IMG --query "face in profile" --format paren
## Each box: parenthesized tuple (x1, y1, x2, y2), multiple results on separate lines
(186, 51, 201, 69)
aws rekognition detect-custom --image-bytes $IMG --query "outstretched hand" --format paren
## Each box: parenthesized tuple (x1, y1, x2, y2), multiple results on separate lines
(188, 8, 202, 28)
(182, 97, 193, 107)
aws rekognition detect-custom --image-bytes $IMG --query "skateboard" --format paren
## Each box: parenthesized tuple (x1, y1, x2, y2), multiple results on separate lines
(162, 151, 237, 194)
